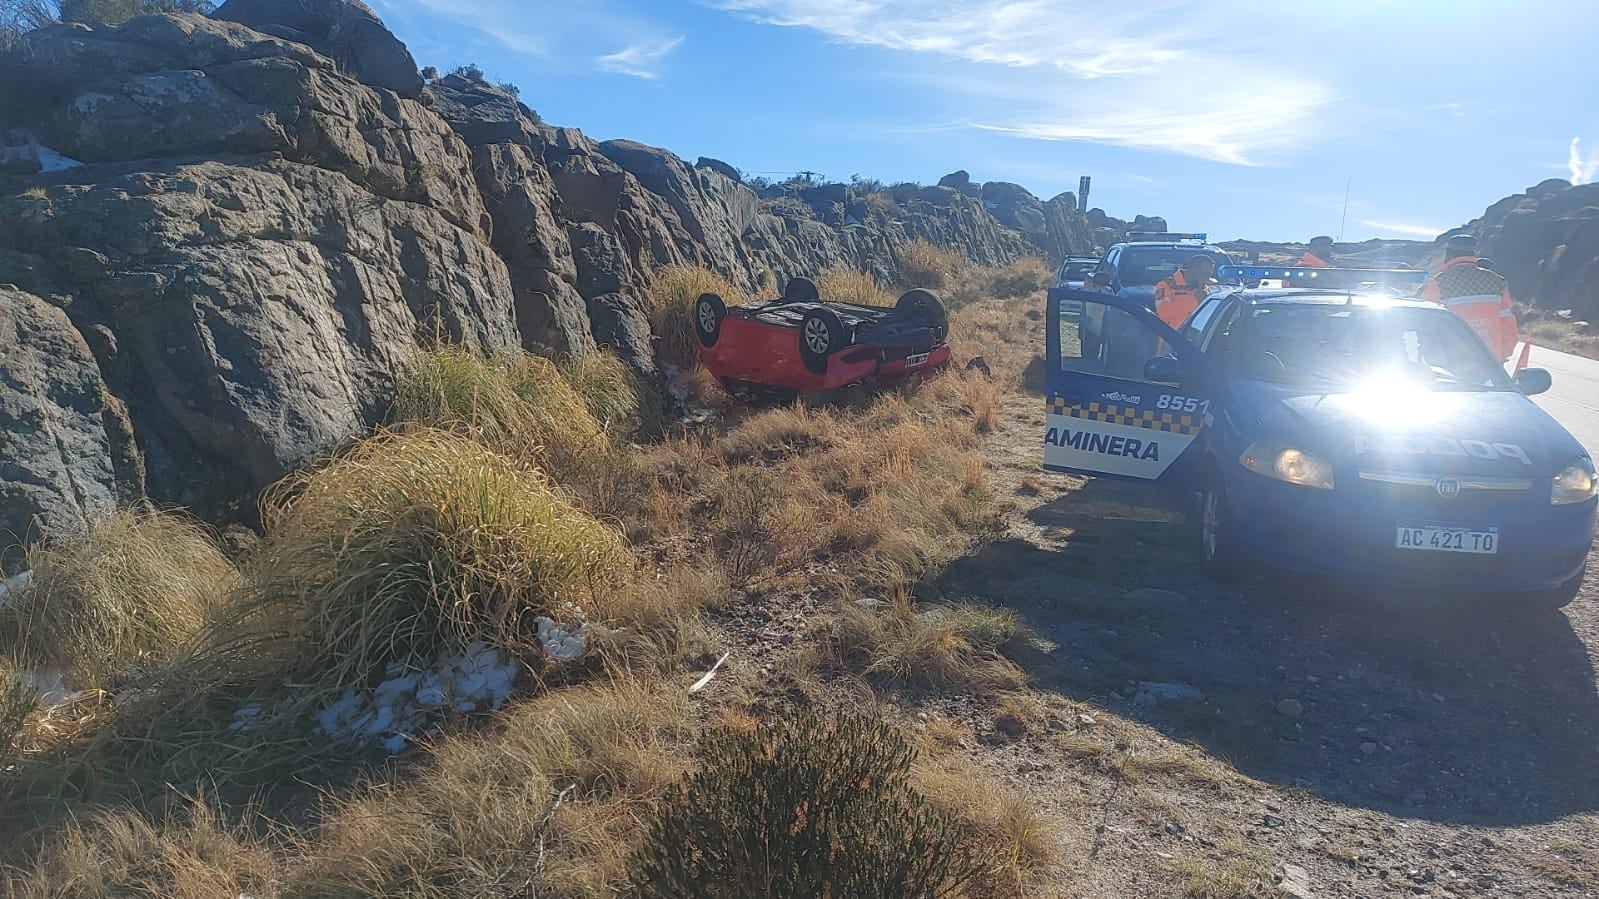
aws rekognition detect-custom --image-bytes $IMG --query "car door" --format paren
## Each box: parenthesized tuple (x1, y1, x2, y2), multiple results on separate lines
(1044, 287, 1219, 486)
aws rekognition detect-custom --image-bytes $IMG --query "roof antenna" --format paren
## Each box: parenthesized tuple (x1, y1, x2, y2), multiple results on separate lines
(1337, 178, 1351, 243)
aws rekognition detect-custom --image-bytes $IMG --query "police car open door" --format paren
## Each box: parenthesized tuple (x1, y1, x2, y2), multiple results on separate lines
(1043, 287, 1215, 484)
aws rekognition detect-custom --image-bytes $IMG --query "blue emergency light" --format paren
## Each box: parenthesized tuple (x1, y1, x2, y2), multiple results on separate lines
(1216, 265, 1429, 286)
(1127, 232, 1207, 242)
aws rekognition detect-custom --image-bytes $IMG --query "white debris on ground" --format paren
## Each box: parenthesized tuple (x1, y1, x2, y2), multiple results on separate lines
(534, 602, 591, 661)
(0, 569, 32, 609)
(660, 362, 718, 424)
(14, 670, 80, 712)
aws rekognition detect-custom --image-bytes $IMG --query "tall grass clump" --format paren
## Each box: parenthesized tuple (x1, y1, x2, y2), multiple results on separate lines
(648, 265, 746, 369)
(830, 592, 1026, 692)
(819, 265, 893, 306)
(986, 257, 1051, 299)
(0, 508, 237, 686)
(897, 238, 964, 290)
(630, 708, 983, 899)
(393, 346, 609, 483)
(3, 799, 278, 899)
(561, 351, 666, 440)
(224, 429, 631, 687)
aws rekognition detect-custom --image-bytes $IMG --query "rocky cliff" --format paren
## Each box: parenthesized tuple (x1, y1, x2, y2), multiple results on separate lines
(1437, 178, 1599, 319)
(0, 2, 1142, 557)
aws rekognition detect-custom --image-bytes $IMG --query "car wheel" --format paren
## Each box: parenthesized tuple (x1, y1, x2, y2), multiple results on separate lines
(694, 292, 726, 348)
(798, 307, 844, 375)
(783, 276, 820, 303)
(1197, 475, 1245, 583)
(1527, 564, 1586, 611)
(895, 288, 949, 337)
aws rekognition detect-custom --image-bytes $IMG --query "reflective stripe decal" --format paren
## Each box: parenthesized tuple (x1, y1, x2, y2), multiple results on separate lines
(1441, 294, 1499, 308)
(1047, 396, 1202, 435)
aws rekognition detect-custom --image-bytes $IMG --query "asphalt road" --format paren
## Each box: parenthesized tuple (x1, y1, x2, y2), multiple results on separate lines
(1529, 345, 1599, 457)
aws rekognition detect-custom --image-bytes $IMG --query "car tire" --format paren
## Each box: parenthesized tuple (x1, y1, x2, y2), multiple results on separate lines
(1527, 564, 1585, 611)
(694, 292, 726, 348)
(895, 288, 949, 336)
(783, 276, 820, 303)
(1197, 474, 1246, 583)
(798, 307, 845, 375)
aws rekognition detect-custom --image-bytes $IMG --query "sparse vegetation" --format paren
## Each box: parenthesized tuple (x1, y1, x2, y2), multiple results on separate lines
(830, 591, 1027, 691)
(647, 264, 746, 369)
(1520, 310, 1599, 360)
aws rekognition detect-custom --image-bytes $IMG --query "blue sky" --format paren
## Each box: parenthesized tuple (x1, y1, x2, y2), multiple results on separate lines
(369, 0, 1598, 243)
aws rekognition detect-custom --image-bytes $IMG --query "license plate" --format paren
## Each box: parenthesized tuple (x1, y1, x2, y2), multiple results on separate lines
(1395, 525, 1499, 555)
(905, 352, 930, 366)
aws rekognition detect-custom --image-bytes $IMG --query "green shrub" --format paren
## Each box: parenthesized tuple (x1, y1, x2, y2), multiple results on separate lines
(630, 708, 980, 899)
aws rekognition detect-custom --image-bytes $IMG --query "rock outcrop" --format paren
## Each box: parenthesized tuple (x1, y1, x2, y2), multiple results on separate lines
(1442, 179, 1599, 319)
(0, 3, 1136, 549)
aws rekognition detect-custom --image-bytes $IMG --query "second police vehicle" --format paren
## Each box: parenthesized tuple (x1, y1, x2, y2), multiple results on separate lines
(1043, 260, 1597, 608)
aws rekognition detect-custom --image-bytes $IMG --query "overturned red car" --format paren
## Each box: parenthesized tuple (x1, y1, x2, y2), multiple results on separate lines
(694, 277, 952, 402)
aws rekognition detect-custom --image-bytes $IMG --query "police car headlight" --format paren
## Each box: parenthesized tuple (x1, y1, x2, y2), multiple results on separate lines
(1552, 458, 1598, 505)
(1240, 440, 1335, 490)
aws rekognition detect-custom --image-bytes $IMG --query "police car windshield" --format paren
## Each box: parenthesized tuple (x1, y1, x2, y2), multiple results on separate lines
(1120, 248, 1227, 286)
(1231, 304, 1513, 391)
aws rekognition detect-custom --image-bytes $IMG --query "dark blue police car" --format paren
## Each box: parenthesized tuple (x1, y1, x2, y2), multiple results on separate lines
(1043, 266, 1596, 608)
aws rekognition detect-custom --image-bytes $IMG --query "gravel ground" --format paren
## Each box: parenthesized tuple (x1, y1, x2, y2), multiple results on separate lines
(923, 392, 1599, 899)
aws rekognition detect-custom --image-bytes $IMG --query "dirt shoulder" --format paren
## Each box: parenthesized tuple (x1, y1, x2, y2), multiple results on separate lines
(930, 390, 1599, 898)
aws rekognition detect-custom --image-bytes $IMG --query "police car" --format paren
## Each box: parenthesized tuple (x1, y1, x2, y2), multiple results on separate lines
(1054, 255, 1101, 291)
(1084, 232, 1234, 307)
(1043, 265, 1597, 608)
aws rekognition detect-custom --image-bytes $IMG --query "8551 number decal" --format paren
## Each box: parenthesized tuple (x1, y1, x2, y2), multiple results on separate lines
(1156, 395, 1207, 414)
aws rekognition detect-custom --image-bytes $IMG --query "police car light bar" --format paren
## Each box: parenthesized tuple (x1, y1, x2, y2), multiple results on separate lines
(1216, 265, 1429, 285)
(1127, 232, 1207, 242)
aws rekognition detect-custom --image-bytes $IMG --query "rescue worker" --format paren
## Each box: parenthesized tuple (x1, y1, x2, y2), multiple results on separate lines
(1153, 254, 1216, 331)
(1417, 234, 1519, 363)
(1297, 236, 1337, 268)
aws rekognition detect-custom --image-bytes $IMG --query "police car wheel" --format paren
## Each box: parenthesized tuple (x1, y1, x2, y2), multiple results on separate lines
(694, 293, 726, 348)
(1197, 479, 1244, 582)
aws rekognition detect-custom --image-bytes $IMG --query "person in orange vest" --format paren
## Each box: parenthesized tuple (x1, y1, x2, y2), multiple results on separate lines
(1153, 254, 1217, 331)
(1296, 236, 1336, 268)
(1417, 234, 1519, 363)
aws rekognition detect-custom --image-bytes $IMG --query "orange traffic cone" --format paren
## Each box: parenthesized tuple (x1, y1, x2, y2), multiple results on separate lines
(1514, 340, 1532, 373)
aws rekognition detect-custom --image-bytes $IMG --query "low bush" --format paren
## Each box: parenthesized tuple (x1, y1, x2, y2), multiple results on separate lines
(630, 708, 982, 898)
(0, 507, 237, 686)
(831, 592, 1026, 691)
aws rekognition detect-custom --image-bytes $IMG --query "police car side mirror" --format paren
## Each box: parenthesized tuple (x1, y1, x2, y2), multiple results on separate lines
(1513, 367, 1552, 396)
(1144, 355, 1184, 384)
(1089, 271, 1112, 289)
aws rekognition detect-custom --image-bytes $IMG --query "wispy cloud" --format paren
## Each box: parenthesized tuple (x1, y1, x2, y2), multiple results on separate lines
(710, 0, 1337, 165)
(1569, 137, 1599, 186)
(1424, 102, 1466, 118)
(1361, 219, 1444, 239)
(596, 36, 685, 79)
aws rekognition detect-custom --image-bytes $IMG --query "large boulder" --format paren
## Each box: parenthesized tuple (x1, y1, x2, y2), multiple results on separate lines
(1446, 180, 1599, 318)
(212, 0, 424, 97)
(0, 286, 136, 565)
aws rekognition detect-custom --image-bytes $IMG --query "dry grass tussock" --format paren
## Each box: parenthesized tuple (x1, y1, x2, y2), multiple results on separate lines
(648, 264, 747, 369)
(829, 590, 1028, 691)
(0, 507, 237, 687)
(2, 797, 278, 899)
(912, 748, 1066, 898)
(561, 350, 667, 440)
(289, 677, 690, 899)
(819, 264, 894, 306)
(898, 238, 965, 289)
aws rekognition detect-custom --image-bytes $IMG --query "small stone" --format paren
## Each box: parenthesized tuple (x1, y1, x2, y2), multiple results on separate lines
(1280, 863, 1314, 898)
(1277, 699, 1305, 718)
(1077, 713, 1097, 725)
(1360, 741, 1378, 755)
(1432, 692, 1446, 702)
(1262, 814, 1286, 828)
(1166, 821, 1185, 835)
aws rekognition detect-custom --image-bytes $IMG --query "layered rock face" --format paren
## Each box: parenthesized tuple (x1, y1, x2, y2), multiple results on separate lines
(0, 2, 1123, 550)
